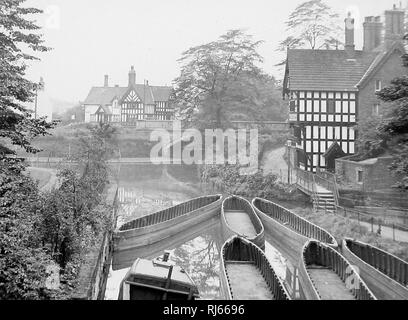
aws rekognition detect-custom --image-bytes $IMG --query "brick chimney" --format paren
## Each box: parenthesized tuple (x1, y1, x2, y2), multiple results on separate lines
(363, 16, 383, 51)
(128, 66, 136, 87)
(384, 4, 405, 49)
(104, 75, 109, 87)
(344, 12, 355, 57)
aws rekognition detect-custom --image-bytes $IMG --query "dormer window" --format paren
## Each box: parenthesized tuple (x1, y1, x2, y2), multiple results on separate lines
(375, 80, 382, 92)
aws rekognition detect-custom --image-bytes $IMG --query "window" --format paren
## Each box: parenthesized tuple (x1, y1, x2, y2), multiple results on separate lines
(289, 100, 296, 112)
(357, 170, 363, 183)
(372, 103, 379, 116)
(375, 80, 382, 92)
(327, 99, 335, 114)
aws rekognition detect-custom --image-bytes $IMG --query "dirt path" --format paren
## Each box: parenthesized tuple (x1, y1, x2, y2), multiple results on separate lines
(261, 147, 288, 182)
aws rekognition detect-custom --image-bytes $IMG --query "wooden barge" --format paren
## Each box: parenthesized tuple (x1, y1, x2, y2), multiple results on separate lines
(221, 195, 265, 250)
(220, 236, 290, 300)
(299, 240, 376, 300)
(341, 238, 408, 300)
(118, 252, 199, 300)
(252, 197, 337, 264)
(114, 195, 222, 251)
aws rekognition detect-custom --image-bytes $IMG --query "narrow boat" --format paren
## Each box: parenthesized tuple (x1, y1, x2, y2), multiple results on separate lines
(114, 194, 222, 251)
(299, 240, 376, 300)
(118, 251, 199, 300)
(342, 238, 408, 300)
(220, 236, 290, 300)
(221, 195, 265, 250)
(252, 197, 337, 264)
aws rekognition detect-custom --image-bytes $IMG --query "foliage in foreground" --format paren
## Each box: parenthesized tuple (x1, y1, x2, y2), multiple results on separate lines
(0, 123, 116, 299)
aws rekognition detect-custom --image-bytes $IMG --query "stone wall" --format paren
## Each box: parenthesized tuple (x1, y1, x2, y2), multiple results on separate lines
(335, 156, 399, 191)
(71, 184, 118, 300)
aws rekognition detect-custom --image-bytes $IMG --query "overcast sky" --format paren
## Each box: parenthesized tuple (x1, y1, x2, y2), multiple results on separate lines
(25, 0, 404, 103)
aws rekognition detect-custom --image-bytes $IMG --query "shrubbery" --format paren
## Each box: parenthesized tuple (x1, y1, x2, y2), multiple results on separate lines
(200, 164, 302, 202)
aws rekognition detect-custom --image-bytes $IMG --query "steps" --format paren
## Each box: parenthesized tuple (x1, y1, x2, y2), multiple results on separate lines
(313, 191, 336, 213)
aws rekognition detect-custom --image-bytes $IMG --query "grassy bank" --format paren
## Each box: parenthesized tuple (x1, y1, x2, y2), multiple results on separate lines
(292, 206, 408, 261)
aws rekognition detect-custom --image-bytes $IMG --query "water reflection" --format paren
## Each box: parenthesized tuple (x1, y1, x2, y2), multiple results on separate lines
(105, 164, 288, 300)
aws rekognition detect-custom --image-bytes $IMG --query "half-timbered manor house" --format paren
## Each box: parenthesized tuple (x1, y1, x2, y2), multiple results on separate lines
(284, 5, 407, 172)
(83, 66, 174, 125)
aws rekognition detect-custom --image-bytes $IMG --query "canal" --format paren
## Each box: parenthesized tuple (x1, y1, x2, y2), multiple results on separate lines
(104, 164, 289, 300)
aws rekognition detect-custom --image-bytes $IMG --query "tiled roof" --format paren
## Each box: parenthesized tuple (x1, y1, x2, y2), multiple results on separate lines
(356, 42, 406, 88)
(286, 49, 379, 91)
(83, 84, 172, 105)
(150, 85, 172, 102)
(83, 86, 127, 105)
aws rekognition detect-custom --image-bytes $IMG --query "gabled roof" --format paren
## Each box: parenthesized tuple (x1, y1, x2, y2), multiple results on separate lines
(96, 105, 112, 114)
(323, 141, 346, 158)
(83, 84, 172, 106)
(285, 49, 379, 92)
(356, 42, 406, 88)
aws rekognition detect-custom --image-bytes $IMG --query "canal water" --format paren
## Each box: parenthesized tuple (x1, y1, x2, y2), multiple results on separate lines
(104, 164, 288, 300)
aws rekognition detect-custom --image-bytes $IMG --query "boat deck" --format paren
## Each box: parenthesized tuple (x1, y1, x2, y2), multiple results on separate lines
(224, 210, 257, 238)
(225, 262, 274, 300)
(307, 266, 356, 300)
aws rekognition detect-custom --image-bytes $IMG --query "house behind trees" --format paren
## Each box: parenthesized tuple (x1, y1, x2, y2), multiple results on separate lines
(83, 66, 174, 126)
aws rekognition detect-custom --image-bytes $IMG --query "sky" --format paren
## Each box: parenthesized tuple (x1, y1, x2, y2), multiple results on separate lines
(24, 0, 404, 103)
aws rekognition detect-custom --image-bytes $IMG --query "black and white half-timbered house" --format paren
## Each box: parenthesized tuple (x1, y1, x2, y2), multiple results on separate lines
(283, 5, 407, 172)
(83, 66, 174, 125)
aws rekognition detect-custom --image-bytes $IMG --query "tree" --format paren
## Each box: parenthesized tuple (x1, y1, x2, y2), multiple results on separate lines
(0, 0, 57, 300)
(0, 158, 52, 299)
(0, 0, 55, 157)
(173, 29, 271, 129)
(277, 0, 343, 65)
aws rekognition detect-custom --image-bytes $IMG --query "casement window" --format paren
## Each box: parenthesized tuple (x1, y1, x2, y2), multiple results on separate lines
(372, 103, 379, 116)
(357, 170, 363, 183)
(327, 99, 335, 114)
(375, 80, 382, 92)
(289, 100, 296, 112)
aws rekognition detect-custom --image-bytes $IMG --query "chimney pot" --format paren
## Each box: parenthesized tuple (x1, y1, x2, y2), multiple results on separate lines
(128, 66, 136, 87)
(104, 75, 109, 87)
(363, 16, 383, 51)
(385, 5, 405, 49)
(345, 13, 355, 57)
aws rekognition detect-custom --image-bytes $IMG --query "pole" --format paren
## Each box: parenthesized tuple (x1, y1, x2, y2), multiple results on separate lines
(34, 86, 38, 119)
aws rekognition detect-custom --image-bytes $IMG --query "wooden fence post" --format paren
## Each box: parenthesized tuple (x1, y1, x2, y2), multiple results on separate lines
(393, 224, 395, 241)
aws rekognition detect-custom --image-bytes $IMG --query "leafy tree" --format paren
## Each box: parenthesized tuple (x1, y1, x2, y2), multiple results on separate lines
(277, 0, 343, 65)
(0, 0, 57, 300)
(173, 29, 279, 129)
(0, 159, 52, 299)
(0, 0, 55, 157)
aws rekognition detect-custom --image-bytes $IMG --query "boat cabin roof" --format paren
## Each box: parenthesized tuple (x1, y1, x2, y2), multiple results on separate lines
(125, 258, 199, 295)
